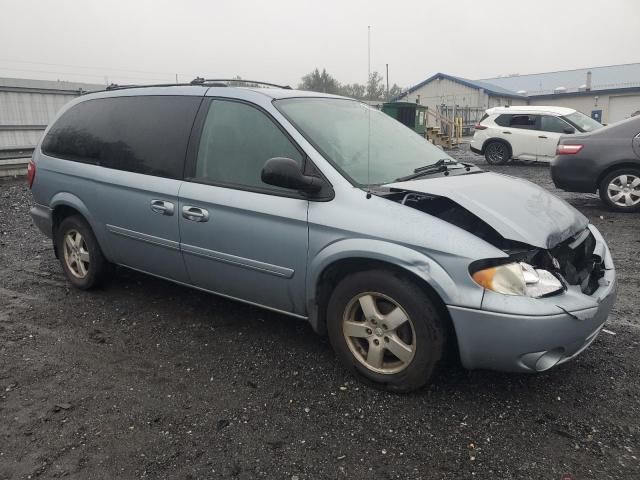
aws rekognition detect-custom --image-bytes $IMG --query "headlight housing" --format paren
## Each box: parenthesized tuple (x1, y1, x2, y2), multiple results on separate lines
(472, 262, 564, 298)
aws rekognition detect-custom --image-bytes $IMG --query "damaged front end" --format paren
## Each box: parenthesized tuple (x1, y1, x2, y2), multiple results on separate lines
(383, 190, 605, 297)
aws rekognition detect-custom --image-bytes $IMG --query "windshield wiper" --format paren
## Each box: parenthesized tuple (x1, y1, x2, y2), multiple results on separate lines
(394, 159, 461, 182)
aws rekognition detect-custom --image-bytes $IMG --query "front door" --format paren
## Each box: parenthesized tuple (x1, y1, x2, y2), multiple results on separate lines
(178, 99, 309, 315)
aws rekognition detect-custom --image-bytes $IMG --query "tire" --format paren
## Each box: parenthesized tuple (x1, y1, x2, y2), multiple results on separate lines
(55, 215, 108, 289)
(598, 168, 640, 213)
(484, 141, 511, 165)
(326, 269, 446, 393)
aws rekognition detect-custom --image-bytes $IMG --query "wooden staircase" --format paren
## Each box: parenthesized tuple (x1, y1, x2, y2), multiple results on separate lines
(424, 108, 461, 149)
(426, 127, 454, 148)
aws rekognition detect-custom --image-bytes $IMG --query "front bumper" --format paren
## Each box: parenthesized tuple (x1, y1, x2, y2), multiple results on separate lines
(30, 203, 53, 239)
(448, 225, 616, 372)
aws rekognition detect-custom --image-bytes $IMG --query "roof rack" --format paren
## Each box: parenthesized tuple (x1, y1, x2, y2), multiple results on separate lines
(190, 78, 291, 89)
(105, 82, 194, 91)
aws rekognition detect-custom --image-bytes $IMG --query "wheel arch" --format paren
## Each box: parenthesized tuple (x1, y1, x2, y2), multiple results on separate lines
(595, 160, 640, 192)
(306, 240, 460, 361)
(50, 192, 111, 260)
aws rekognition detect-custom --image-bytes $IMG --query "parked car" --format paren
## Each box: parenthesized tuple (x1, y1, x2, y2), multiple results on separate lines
(552, 115, 640, 212)
(28, 82, 616, 392)
(471, 106, 602, 164)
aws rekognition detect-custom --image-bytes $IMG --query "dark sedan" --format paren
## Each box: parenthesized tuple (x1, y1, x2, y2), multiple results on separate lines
(551, 115, 640, 212)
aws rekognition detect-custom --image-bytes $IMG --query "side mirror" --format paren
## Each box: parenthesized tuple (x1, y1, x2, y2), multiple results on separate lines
(261, 157, 323, 194)
(563, 126, 575, 134)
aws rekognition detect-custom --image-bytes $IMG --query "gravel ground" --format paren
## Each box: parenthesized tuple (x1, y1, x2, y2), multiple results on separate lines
(1, 147, 639, 480)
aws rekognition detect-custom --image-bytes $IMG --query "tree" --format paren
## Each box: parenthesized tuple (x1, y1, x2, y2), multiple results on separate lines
(228, 75, 261, 88)
(297, 68, 402, 101)
(340, 83, 366, 99)
(298, 68, 342, 94)
(366, 71, 385, 100)
(388, 83, 403, 100)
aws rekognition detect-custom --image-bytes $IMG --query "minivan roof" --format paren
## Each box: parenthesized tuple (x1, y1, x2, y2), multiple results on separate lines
(486, 105, 577, 116)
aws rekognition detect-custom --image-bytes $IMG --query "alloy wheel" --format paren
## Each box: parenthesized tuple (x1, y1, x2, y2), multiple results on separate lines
(63, 229, 90, 279)
(342, 292, 416, 374)
(486, 143, 506, 163)
(607, 174, 640, 207)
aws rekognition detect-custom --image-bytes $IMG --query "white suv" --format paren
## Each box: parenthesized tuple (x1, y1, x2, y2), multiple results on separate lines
(470, 106, 602, 164)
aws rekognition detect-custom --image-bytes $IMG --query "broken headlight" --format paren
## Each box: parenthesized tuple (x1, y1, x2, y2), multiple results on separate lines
(472, 262, 564, 298)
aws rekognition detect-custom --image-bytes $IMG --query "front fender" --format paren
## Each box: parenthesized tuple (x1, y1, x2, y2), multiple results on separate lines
(306, 238, 474, 332)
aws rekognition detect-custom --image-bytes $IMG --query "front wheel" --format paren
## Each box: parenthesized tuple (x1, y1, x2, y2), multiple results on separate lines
(326, 270, 446, 392)
(598, 168, 640, 212)
(484, 141, 511, 165)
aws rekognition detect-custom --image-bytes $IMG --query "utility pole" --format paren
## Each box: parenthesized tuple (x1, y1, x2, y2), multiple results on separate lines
(366, 25, 372, 100)
(386, 63, 389, 99)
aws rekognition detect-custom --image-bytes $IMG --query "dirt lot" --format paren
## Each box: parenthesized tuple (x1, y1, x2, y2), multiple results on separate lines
(1, 149, 639, 480)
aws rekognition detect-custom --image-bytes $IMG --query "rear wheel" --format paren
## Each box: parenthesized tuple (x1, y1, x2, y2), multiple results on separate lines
(598, 168, 640, 212)
(484, 141, 510, 165)
(326, 270, 446, 392)
(55, 215, 109, 289)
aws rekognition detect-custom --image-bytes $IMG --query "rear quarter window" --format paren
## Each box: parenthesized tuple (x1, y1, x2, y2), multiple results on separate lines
(41, 95, 201, 179)
(494, 114, 511, 127)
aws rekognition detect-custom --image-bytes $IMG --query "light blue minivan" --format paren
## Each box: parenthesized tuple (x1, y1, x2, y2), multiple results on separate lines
(28, 80, 616, 391)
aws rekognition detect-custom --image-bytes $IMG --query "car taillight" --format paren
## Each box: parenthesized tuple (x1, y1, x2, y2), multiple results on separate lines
(27, 159, 36, 188)
(556, 144, 584, 155)
(474, 123, 488, 130)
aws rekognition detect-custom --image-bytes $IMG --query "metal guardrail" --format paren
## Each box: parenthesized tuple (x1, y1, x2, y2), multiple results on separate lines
(0, 147, 33, 176)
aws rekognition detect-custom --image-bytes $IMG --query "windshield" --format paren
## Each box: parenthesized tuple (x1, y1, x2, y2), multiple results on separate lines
(275, 98, 455, 185)
(563, 111, 603, 132)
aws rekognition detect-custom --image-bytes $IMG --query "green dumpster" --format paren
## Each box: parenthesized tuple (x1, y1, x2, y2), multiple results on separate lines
(381, 102, 427, 135)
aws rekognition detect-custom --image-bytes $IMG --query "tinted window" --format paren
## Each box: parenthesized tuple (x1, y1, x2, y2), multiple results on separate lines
(42, 96, 201, 179)
(494, 114, 511, 127)
(540, 115, 571, 133)
(509, 114, 538, 129)
(194, 100, 303, 190)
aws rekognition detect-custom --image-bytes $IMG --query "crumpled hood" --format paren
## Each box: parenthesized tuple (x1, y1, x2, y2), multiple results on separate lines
(385, 172, 588, 249)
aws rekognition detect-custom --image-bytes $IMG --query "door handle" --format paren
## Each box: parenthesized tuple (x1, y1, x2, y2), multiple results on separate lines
(150, 200, 174, 216)
(538, 135, 548, 139)
(502, 131, 512, 134)
(182, 205, 209, 222)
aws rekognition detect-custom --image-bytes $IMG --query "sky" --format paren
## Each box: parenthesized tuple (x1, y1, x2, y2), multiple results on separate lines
(0, 0, 638, 89)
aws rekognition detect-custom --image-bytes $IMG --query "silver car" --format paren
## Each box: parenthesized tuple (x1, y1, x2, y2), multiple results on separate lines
(28, 81, 616, 392)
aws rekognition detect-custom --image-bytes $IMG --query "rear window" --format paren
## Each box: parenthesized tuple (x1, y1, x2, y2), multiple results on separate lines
(41, 96, 201, 179)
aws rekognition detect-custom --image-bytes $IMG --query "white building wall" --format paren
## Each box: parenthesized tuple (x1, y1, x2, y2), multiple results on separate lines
(399, 78, 526, 124)
(528, 92, 640, 124)
(401, 77, 488, 110)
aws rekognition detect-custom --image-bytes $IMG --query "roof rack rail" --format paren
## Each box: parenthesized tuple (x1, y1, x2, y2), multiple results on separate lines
(190, 78, 291, 89)
(104, 82, 195, 91)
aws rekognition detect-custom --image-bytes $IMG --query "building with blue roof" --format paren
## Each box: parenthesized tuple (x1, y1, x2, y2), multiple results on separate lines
(394, 63, 640, 125)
